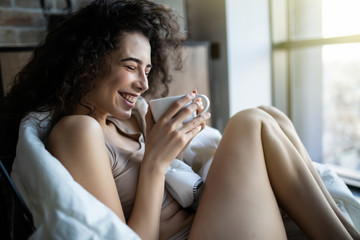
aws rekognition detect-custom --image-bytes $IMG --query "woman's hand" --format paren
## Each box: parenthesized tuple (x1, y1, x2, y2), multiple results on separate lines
(144, 92, 211, 172)
(176, 89, 207, 160)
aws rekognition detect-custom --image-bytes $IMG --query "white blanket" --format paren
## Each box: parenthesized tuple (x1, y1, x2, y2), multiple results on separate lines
(313, 162, 360, 231)
(11, 108, 360, 239)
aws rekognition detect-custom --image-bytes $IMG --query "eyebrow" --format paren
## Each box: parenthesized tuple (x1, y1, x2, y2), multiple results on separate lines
(120, 57, 152, 68)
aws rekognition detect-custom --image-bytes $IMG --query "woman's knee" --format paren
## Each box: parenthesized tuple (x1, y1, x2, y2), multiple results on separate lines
(257, 105, 295, 130)
(225, 108, 279, 136)
(226, 108, 273, 131)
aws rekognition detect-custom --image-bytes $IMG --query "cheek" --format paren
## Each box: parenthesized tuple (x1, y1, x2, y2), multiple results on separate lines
(110, 71, 133, 88)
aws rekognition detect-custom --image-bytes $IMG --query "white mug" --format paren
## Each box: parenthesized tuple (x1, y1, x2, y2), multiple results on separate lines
(149, 94, 210, 123)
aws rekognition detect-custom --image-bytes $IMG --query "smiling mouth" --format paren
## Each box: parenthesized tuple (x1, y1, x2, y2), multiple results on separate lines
(119, 92, 137, 103)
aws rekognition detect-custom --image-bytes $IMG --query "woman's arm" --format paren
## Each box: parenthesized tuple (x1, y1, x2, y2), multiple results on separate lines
(128, 93, 210, 239)
(47, 115, 126, 221)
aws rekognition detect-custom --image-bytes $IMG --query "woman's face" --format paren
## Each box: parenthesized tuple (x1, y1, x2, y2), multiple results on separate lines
(84, 32, 151, 120)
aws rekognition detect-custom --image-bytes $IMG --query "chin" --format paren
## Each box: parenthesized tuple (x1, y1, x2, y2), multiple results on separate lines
(112, 110, 132, 120)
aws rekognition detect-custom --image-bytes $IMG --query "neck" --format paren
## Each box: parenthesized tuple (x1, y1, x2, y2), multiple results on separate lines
(73, 104, 108, 128)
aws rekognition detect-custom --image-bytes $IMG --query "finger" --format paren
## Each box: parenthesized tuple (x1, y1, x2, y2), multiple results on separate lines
(184, 122, 203, 140)
(200, 122, 206, 131)
(173, 101, 201, 124)
(182, 112, 211, 134)
(192, 89, 203, 115)
(145, 106, 154, 137)
(157, 92, 196, 123)
(195, 98, 204, 115)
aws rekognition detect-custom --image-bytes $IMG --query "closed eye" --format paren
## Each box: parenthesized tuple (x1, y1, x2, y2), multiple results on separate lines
(126, 66, 136, 71)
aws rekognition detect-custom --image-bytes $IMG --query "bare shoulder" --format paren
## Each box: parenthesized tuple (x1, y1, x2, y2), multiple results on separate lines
(47, 115, 106, 165)
(47, 115, 125, 220)
(49, 115, 102, 140)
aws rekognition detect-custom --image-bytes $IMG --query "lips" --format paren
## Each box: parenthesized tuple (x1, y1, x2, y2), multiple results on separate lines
(119, 92, 137, 103)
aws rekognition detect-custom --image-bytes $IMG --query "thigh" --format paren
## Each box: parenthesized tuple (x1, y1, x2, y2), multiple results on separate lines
(188, 109, 287, 240)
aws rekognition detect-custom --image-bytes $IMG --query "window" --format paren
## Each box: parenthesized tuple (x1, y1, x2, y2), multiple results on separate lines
(271, 0, 360, 187)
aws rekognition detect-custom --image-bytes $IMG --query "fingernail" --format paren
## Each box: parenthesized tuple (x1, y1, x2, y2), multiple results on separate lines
(205, 112, 211, 118)
(188, 92, 195, 98)
(195, 100, 202, 106)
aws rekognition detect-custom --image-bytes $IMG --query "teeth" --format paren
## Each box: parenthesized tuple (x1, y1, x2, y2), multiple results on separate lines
(121, 93, 137, 103)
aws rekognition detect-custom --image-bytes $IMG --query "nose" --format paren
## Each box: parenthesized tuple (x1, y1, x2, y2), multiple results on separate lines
(135, 71, 149, 93)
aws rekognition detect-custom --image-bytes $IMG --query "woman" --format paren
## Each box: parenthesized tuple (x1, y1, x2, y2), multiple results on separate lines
(1, 0, 359, 239)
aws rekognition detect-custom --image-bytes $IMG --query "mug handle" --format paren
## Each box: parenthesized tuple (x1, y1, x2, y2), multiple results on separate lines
(193, 94, 210, 117)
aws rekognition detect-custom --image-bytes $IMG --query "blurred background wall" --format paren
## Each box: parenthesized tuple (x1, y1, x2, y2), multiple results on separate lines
(0, 0, 272, 132)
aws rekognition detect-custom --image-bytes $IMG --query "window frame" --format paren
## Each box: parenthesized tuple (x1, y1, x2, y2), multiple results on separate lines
(270, 0, 360, 187)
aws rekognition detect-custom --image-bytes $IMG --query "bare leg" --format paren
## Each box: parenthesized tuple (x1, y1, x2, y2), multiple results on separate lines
(188, 108, 352, 240)
(189, 108, 287, 240)
(258, 105, 360, 239)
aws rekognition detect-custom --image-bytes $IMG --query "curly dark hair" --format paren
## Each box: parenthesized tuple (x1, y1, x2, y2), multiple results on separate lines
(0, 0, 184, 158)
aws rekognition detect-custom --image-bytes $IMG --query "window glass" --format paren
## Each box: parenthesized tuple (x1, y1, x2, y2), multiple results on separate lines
(288, 0, 360, 40)
(323, 0, 360, 38)
(323, 43, 360, 173)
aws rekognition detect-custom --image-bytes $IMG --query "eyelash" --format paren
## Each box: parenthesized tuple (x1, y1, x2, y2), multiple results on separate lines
(126, 66, 135, 71)
(124, 65, 150, 76)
